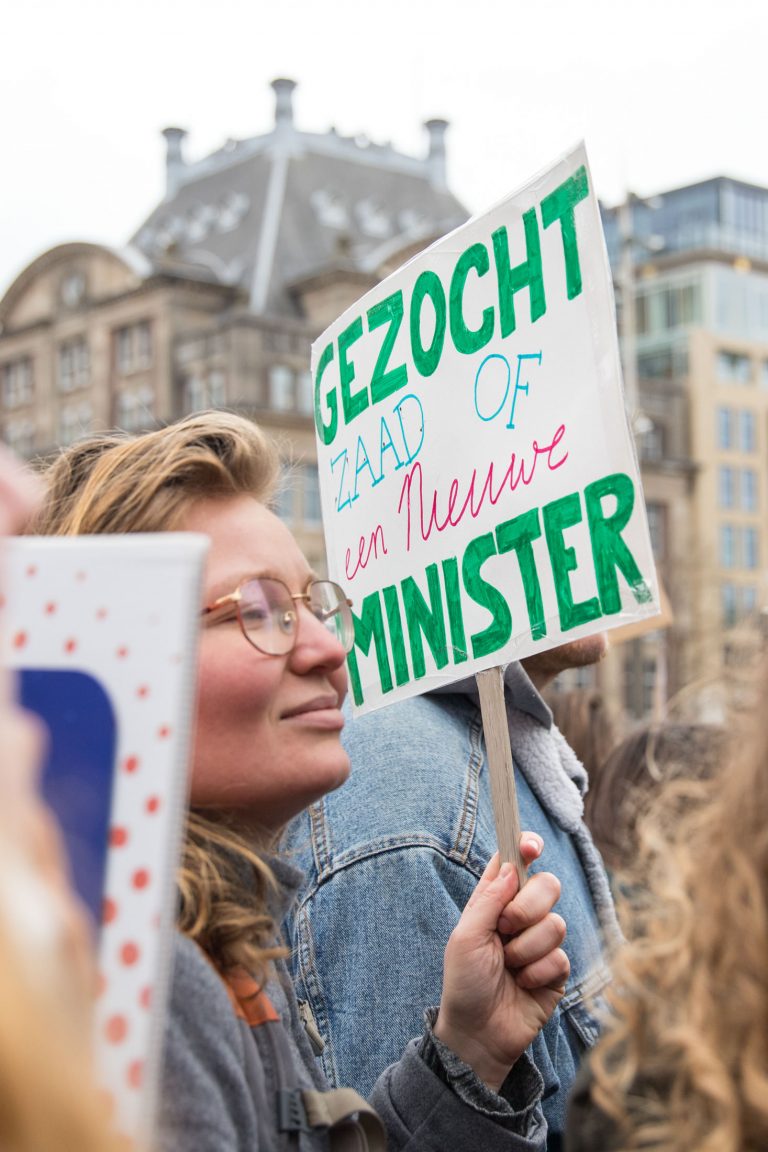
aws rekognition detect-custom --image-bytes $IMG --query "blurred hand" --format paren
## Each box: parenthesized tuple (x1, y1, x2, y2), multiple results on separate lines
(434, 837, 569, 1092)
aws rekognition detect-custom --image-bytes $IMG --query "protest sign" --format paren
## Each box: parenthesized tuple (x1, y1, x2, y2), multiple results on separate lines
(313, 143, 660, 717)
(0, 533, 207, 1143)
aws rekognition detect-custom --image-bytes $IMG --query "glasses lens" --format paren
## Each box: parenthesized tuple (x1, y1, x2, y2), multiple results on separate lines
(308, 581, 354, 653)
(239, 578, 296, 655)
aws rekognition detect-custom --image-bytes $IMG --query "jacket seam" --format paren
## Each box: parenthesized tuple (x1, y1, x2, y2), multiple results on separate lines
(449, 708, 484, 862)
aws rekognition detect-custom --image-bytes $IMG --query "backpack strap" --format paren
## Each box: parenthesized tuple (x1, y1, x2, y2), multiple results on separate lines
(303, 1087, 386, 1152)
(212, 954, 386, 1151)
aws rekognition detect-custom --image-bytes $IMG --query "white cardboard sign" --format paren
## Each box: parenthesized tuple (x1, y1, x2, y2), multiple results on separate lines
(312, 144, 660, 714)
(1, 533, 207, 1143)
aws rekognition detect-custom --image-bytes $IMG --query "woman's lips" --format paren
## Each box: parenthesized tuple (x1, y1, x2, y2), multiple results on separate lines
(281, 695, 344, 728)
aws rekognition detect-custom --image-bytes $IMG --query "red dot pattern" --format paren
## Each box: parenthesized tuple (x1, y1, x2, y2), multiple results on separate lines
(127, 1061, 143, 1089)
(105, 1015, 128, 1044)
(110, 826, 129, 848)
(121, 942, 140, 967)
(132, 869, 150, 890)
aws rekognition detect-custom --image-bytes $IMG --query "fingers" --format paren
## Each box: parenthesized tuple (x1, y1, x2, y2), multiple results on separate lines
(514, 947, 570, 994)
(503, 911, 566, 969)
(461, 858, 520, 936)
(519, 832, 543, 867)
(497, 870, 561, 937)
(467, 833, 543, 912)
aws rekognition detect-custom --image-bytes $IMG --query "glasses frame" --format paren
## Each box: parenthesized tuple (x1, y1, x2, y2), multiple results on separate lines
(201, 576, 354, 656)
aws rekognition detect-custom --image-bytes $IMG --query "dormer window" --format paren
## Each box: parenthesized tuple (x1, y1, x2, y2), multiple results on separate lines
(312, 189, 348, 230)
(60, 271, 86, 309)
(357, 199, 390, 238)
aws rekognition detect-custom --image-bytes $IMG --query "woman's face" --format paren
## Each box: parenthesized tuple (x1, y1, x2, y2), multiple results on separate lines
(180, 494, 350, 832)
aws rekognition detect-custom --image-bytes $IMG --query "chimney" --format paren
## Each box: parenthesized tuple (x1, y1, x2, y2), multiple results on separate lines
(162, 126, 188, 198)
(272, 78, 297, 133)
(425, 118, 449, 191)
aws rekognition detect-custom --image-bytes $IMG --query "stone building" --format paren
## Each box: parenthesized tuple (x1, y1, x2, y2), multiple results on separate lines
(599, 178, 768, 717)
(0, 77, 466, 569)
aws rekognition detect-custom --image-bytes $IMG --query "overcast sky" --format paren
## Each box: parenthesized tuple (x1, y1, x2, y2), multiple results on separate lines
(3, 0, 765, 295)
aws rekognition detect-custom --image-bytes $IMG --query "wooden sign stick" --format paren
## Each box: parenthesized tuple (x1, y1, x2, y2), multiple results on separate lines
(475, 665, 527, 886)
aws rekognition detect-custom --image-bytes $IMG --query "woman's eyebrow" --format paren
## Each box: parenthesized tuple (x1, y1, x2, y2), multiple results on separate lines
(207, 570, 317, 603)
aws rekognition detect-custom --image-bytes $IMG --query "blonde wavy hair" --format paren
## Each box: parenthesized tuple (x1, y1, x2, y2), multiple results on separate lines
(31, 411, 289, 985)
(589, 665, 768, 1150)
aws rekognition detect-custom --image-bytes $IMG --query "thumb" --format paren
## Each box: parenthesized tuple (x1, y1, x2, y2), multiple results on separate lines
(460, 861, 521, 938)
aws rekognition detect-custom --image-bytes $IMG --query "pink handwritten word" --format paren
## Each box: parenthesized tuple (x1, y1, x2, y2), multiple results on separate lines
(397, 424, 568, 551)
(345, 523, 388, 581)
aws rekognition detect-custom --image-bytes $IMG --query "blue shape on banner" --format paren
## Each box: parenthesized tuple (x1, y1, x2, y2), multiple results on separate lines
(19, 669, 117, 928)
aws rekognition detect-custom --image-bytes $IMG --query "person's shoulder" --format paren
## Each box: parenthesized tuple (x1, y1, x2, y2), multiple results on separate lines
(169, 934, 239, 1030)
(341, 690, 477, 759)
(288, 689, 494, 868)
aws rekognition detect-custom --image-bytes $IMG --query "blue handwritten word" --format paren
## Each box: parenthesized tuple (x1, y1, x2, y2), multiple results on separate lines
(474, 351, 543, 429)
(332, 393, 425, 513)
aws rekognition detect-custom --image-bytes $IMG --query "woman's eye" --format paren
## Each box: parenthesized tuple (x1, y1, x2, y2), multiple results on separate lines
(242, 605, 270, 627)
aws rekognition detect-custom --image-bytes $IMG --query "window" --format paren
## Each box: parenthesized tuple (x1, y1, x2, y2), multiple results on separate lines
(181, 372, 225, 412)
(182, 374, 206, 411)
(115, 321, 152, 375)
(637, 345, 689, 379)
(717, 350, 752, 384)
(275, 473, 296, 524)
(744, 527, 759, 569)
(740, 410, 756, 452)
(1, 358, 33, 408)
(116, 386, 155, 432)
(742, 586, 758, 617)
(645, 502, 667, 559)
(57, 338, 90, 392)
(720, 524, 737, 569)
(297, 370, 313, 415)
(721, 583, 737, 627)
(639, 420, 665, 462)
(741, 469, 758, 511)
(208, 370, 226, 408)
(58, 402, 93, 446)
(3, 418, 35, 456)
(717, 406, 733, 449)
(718, 466, 736, 508)
(269, 365, 293, 411)
(303, 465, 321, 525)
(635, 281, 702, 336)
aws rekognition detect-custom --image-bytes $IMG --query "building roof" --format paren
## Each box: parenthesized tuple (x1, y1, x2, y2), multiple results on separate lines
(130, 78, 467, 319)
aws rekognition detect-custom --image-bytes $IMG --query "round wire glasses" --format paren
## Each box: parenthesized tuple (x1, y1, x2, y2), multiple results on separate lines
(202, 577, 354, 656)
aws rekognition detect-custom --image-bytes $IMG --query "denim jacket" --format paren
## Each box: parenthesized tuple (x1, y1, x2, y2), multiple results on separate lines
(285, 664, 620, 1147)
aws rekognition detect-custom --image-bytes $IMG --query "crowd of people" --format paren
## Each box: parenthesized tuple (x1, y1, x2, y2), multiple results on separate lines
(0, 410, 767, 1150)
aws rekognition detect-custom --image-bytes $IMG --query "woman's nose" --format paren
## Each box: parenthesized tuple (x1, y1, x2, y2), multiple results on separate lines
(289, 601, 348, 671)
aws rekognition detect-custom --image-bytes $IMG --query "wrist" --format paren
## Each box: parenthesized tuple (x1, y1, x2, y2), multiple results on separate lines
(433, 1011, 514, 1093)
